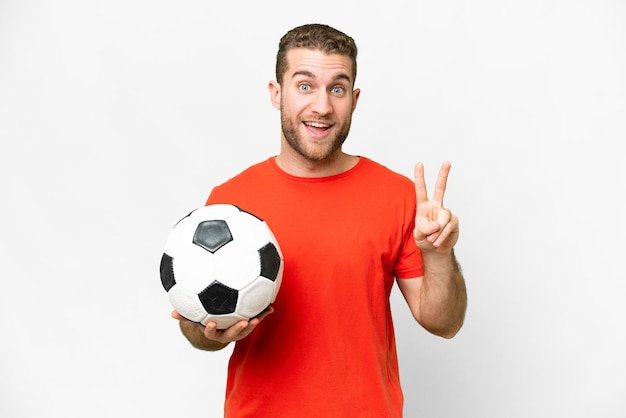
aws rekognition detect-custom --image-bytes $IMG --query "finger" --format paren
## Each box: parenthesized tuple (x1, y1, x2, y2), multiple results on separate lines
(435, 206, 452, 232)
(253, 305, 274, 321)
(433, 214, 459, 248)
(205, 320, 248, 343)
(172, 310, 192, 322)
(415, 208, 456, 246)
(414, 220, 441, 242)
(238, 307, 273, 337)
(427, 209, 452, 244)
(203, 321, 220, 340)
(433, 161, 451, 206)
(414, 162, 429, 204)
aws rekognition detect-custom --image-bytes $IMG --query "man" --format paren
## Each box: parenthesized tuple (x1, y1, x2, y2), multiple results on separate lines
(172, 23, 467, 417)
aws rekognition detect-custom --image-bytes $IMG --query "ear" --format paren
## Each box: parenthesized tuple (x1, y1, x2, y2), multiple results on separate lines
(268, 80, 281, 110)
(352, 87, 361, 112)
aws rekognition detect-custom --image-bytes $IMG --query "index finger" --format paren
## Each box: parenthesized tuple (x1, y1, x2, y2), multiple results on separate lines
(433, 161, 452, 206)
(414, 162, 429, 204)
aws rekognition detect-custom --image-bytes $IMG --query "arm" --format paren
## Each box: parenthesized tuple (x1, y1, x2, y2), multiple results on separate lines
(398, 162, 467, 338)
(397, 250, 466, 338)
(172, 306, 274, 351)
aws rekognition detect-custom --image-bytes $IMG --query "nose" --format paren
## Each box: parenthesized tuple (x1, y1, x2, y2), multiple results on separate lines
(310, 91, 333, 115)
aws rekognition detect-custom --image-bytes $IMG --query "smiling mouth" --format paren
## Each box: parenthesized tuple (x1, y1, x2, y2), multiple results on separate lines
(304, 121, 332, 129)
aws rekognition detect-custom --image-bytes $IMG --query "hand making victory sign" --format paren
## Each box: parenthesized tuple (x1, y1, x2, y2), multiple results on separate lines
(396, 161, 465, 339)
(413, 161, 459, 255)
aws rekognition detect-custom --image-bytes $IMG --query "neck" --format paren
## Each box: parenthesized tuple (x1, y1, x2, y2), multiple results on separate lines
(275, 150, 359, 178)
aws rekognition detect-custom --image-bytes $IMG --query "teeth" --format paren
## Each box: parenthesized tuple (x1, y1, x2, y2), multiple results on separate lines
(306, 122, 330, 128)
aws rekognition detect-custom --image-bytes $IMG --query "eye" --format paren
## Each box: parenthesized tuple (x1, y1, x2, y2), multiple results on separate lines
(331, 86, 345, 95)
(299, 83, 311, 92)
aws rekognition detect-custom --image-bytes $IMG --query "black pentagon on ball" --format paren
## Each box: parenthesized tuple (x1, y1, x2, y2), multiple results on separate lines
(259, 242, 281, 281)
(199, 280, 239, 314)
(160, 253, 176, 291)
(193, 219, 233, 253)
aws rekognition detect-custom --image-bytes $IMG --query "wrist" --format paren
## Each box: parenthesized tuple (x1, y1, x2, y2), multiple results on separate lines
(421, 248, 461, 273)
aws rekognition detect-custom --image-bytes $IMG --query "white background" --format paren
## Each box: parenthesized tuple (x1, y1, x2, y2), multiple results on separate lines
(1, 1, 625, 417)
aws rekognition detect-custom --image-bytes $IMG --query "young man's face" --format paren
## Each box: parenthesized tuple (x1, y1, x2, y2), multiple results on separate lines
(270, 48, 360, 163)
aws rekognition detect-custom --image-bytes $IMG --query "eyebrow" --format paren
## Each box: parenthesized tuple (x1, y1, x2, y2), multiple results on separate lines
(291, 70, 352, 84)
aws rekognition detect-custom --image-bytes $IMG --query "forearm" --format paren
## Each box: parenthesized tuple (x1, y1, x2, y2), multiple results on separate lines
(419, 249, 467, 338)
(179, 320, 230, 351)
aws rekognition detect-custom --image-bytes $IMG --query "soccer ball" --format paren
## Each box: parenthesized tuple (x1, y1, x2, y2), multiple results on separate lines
(160, 204, 283, 329)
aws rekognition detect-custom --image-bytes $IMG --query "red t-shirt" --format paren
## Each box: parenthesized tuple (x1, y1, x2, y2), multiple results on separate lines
(206, 157, 423, 417)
